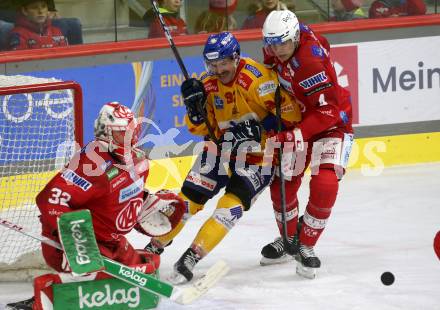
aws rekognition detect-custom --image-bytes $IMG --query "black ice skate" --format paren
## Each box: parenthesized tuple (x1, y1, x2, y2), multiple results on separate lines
(260, 235, 298, 266)
(168, 248, 201, 284)
(295, 244, 321, 279)
(144, 239, 172, 255)
(5, 296, 34, 310)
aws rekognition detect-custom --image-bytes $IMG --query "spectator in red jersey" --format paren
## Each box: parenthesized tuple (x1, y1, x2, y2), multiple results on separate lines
(369, 0, 426, 18)
(1, 0, 82, 51)
(8, 0, 68, 50)
(144, 0, 187, 38)
(242, 0, 289, 30)
(195, 0, 238, 33)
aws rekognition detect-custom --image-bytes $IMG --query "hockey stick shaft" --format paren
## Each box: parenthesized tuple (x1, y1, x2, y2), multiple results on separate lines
(149, 0, 219, 144)
(0, 217, 228, 304)
(150, 0, 189, 79)
(274, 86, 296, 255)
(305, 0, 330, 20)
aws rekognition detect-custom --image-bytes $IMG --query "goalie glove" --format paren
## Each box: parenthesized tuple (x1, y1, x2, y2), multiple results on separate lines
(137, 190, 186, 237)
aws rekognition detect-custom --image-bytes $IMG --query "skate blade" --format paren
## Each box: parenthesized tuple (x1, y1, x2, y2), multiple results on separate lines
(260, 254, 293, 266)
(168, 271, 190, 285)
(5, 304, 33, 310)
(296, 263, 317, 279)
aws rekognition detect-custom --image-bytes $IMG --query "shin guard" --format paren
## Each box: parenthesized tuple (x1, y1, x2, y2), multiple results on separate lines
(192, 193, 243, 255)
(270, 176, 302, 237)
(300, 169, 339, 246)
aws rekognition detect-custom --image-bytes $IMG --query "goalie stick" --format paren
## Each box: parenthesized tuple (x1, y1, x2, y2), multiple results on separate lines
(149, 0, 219, 144)
(0, 216, 229, 305)
(274, 86, 297, 256)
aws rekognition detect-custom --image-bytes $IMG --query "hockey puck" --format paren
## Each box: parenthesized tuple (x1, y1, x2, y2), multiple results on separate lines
(434, 231, 440, 260)
(381, 272, 394, 286)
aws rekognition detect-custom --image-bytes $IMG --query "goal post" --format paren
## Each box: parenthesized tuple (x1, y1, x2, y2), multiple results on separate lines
(0, 75, 83, 281)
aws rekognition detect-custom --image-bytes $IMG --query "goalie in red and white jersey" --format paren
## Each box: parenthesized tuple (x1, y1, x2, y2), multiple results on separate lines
(6, 102, 186, 310)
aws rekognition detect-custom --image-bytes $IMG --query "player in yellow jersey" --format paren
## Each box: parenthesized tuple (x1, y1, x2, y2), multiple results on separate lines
(145, 32, 301, 284)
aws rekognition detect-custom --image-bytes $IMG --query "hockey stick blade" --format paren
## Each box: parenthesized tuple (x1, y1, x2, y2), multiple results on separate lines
(170, 260, 230, 305)
(0, 217, 229, 305)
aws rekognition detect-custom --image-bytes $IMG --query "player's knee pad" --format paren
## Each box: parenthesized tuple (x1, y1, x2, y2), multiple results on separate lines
(178, 191, 203, 220)
(226, 166, 272, 211)
(308, 168, 339, 215)
(270, 175, 302, 212)
(211, 193, 244, 231)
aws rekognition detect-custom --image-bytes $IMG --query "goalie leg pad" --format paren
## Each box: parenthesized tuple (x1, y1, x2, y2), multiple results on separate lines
(32, 260, 160, 310)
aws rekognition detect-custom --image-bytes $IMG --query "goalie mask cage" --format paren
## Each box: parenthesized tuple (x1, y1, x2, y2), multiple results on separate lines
(0, 75, 83, 281)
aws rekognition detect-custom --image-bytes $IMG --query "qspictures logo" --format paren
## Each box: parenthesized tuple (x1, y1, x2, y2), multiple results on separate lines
(330, 45, 359, 125)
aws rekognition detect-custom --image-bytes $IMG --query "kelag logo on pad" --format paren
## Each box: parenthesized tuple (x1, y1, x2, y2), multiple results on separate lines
(330, 45, 359, 125)
(53, 277, 159, 309)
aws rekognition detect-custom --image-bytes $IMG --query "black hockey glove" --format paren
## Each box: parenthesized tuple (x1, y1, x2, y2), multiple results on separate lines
(221, 119, 262, 155)
(181, 78, 207, 125)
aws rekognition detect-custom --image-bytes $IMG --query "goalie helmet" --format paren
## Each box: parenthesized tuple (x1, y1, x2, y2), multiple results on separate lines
(94, 102, 139, 155)
(262, 10, 300, 47)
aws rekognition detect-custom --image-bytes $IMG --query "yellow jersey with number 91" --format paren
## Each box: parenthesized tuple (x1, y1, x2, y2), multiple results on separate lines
(185, 57, 302, 149)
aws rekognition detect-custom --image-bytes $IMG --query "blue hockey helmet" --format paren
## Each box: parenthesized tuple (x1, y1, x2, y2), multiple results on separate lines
(203, 32, 240, 64)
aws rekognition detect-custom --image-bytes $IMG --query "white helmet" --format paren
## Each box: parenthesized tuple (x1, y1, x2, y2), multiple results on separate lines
(94, 102, 139, 153)
(262, 10, 300, 47)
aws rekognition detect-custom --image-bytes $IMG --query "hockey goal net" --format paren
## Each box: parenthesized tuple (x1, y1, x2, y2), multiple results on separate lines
(0, 75, 83, 281)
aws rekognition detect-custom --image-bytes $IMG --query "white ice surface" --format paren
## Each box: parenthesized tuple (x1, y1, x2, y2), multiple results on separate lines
(1, 163, 439, 310)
